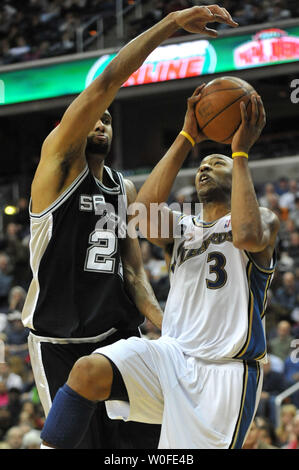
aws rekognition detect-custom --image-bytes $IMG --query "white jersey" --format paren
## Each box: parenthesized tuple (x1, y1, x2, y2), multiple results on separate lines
(162, 212, 275, 362)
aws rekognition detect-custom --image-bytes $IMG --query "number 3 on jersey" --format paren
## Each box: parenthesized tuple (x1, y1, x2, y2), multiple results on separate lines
(85, 229, 117, 273)
(206, 251, 227, 289)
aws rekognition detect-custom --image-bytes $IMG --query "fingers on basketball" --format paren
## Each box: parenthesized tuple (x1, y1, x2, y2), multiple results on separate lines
(194, 76, 256, 144)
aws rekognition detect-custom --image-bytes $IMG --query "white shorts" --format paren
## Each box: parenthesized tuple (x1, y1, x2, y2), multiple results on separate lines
(93, 335, 262, 449)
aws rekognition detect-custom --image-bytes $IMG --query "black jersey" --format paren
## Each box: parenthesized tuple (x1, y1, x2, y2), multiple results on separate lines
(22, 165, 143, 338)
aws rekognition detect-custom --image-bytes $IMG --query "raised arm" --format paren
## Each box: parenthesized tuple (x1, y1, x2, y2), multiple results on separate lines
(121, 179, 163, 330)
(135, 85, 207, 247)
(32, 5, 238, 212)
(230, 95, 280, 266)
(47, 5, 237, 154)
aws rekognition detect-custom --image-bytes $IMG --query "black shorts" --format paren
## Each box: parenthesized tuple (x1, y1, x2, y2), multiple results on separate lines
(29, 329, 161, 449)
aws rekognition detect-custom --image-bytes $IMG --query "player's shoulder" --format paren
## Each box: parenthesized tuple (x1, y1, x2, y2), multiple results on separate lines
(122, 178, 137, 204)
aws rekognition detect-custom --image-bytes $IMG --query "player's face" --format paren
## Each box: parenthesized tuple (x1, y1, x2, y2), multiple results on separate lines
(195, 154, 233, 202)
(86, 110, 113, 158)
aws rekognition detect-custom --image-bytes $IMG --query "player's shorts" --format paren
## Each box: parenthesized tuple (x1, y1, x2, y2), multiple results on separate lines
(28, 330, 161, 449)
(93, 335, 263, 449)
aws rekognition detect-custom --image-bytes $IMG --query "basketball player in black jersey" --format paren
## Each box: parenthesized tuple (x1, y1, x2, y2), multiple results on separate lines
(29, 4, 239, 449)
(23, 104, 163, 448)
(22, 51, 169, 451)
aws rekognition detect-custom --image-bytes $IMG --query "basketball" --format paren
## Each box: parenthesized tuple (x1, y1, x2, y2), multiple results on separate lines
(195, 76, 256, 144)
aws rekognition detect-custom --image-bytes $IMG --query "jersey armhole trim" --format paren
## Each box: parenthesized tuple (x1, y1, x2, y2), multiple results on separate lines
(30, 165, 89, 219)
(244, 250, 277, 275)
(94, 166, 121, 194)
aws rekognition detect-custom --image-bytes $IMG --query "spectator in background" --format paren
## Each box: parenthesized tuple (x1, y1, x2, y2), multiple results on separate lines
(275, 176, 289, 196)
(269, 320, 295, 361)
(0, 253, 13, 310)
(259, 183, 279, 209)
(242, 418, 278, 449)
(13, 198, 30, 238)
(256, 358, 289, 425)
(288, 232, 299, 268)
(4, 311, 29, 359)
(279, 217, 296, 245)
(1, 223, 31, 290)
(258, 421, 279, 448)
(279, 179, 298, 212)
(267, 0, 292, 22)
(267, 344, 284, 374)
(271, 274, 299, 321)
(284, 413, 299, 449)
(284, 353, 299, 408)
(289, 195, 299, 231)
(60, 30, 75, 53)
(8, 36, 31, 61)
(7, 286, 27, 314)
(0, 362, 23, 393)
(4, 425, 24, 449)
(140, 239, 170, 307)
(0, 286, 27, 335)
(22, 428, 41, 449)
(140, 240, 168, 282)
(265, 193, 282, 220)
(276, 403, 297, 447)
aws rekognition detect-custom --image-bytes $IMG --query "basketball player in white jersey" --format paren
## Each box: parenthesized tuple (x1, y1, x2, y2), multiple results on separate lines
(37, 7, 265, 449)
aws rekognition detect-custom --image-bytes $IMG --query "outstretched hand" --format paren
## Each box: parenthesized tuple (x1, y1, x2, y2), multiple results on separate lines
(231, 94, 266, 154)
(182, 84, 207, 144)
(175, 4, 238, 38)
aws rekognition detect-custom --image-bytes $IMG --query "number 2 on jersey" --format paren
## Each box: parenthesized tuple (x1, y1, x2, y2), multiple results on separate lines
(206, 252, 227, 289)
(85, 230, 117, 273)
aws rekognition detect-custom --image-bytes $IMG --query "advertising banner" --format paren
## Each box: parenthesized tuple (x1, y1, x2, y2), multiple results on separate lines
(1, 25, 299, 106)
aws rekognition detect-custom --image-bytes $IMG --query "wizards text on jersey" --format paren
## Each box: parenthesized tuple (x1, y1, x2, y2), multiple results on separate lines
(177, 230, 233, 267)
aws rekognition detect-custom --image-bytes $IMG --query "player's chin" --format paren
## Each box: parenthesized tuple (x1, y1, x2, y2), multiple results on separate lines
(86, 139, 110, 156)
(198, 183, 230, 202)
(196, 185, 213, 200)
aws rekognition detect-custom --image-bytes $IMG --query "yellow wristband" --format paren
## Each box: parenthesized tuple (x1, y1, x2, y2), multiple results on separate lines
(232, 152, 249, 159)
(180, 130, 195, 147)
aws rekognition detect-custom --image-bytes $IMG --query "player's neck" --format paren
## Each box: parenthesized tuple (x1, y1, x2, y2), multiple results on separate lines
(86, 154, 105, 181)
(202, 202, 231, 223)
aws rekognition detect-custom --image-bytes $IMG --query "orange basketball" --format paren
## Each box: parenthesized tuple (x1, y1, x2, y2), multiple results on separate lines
(195, 76, 255, 144)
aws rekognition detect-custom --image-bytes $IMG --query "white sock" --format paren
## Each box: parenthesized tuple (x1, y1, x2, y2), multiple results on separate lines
(40, 443, 55, 449)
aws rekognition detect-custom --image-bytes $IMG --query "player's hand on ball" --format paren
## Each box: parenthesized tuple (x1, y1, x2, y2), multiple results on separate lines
(182, 85, 207, 144)
(174, 5, 238, 38)
(231, 94, 266, 155)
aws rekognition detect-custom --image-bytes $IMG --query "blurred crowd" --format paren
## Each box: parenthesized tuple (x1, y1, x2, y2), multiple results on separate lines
(0, 0, 128, 65)
(1, 0, 299, 66)
(128, 0, 299, 39)
(0, 175, 299, 448)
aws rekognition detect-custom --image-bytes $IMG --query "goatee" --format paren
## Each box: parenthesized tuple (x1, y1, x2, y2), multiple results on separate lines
(86, 137, 110, 156)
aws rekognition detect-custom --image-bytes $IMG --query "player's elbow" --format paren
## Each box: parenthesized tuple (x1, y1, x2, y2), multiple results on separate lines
(232, 226, 266, 252)
(99, 61, 125, 91)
